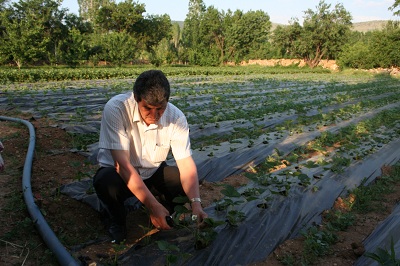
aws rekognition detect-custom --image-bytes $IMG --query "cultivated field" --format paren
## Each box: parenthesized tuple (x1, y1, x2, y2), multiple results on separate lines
(0, 69, 399, 265)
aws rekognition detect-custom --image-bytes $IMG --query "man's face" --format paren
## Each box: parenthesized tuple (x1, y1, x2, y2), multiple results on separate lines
(137, 99, 167, 125)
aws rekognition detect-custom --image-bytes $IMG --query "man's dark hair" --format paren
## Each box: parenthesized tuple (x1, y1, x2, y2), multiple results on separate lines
(133, 70, 170, 105)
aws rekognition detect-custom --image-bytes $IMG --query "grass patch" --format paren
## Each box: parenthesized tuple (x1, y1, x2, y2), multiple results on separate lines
(352, 165, 400, 214)
(68, 132, 99, 151)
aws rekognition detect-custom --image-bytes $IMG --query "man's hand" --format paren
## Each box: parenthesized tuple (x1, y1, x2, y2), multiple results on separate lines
(176, 156, 208, 226)
(191, 202, 208, 227)
(111, 150, 173, 230)
(148, 201, 172, 230)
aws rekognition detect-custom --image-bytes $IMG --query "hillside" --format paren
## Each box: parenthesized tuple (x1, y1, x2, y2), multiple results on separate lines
(271, 20, 391, 32)
(173, 20, 391, 32)
(352, 20, 388, 32)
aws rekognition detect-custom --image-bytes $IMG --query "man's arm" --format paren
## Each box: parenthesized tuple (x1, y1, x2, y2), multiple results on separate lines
(111, 149, 172, 229)
(176, 156, 208, 222)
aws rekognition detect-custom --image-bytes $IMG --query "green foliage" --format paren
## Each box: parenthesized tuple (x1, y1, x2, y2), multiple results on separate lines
(225, 10, 272, 62)
(351, 164, 400, 213)
(156, 240, 187, 265)
(220, 184, 242, 198)
(0, 0, 397, 68)
(68, 132, 99, 151)
(241, 187, 266, 201)
(0, 64, 329, 84)
(94, 1, 146, 34)
(0, 0, 69, 68)
(324, 210, 355, 231)
(365, 238, 400, 265)
(339, 21, 400, 69)
(302, 226, 338, 261)
(61, 28, 89, 67)
(337, 41, 375, 69)
(150, 38, 178, 66)
(94, 31, 138, 66)
(282, 209, 354, 263)
(169, 196, 224, 252)
(330, 155, 351, 173)
(194, 218, 221, 249)
(181, 0, 273, 65)
(271, 0, 352, 68)
(369, 21, 400, 68)
(389, 0, 400, 16)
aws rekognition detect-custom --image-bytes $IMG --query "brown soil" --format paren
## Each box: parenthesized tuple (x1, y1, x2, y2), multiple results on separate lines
(0, 112, 399, 265)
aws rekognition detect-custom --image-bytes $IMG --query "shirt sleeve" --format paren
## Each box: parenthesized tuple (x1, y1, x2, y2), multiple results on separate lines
(98, 100, 130, 151)
(170, 115, 192, 160)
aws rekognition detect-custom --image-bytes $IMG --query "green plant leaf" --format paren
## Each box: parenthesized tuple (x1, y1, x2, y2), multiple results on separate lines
(305, 160, 319, 168)
(172, 195, 190, 204)
(156, 240, 180, 252)
(220, 184, 241, 198)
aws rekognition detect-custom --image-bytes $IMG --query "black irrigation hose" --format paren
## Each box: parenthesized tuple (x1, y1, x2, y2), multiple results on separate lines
(0, 116, 80, 266)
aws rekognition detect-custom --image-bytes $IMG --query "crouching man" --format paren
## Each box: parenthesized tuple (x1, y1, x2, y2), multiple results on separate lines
(93, 70, 207, 243)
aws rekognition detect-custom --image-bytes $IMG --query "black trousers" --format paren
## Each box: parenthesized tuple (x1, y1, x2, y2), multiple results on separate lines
(93, 162, 184, 226)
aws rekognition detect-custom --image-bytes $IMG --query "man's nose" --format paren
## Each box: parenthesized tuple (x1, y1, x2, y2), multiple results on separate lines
(149, 109, 159, 118)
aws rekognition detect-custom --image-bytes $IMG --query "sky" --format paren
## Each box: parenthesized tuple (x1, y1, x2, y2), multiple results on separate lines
(61, 0, 398, 24)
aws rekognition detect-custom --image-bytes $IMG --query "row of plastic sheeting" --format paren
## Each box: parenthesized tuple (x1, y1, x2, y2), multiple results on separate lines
(355, 203, 400, 266)
(117, 139, 399, 265)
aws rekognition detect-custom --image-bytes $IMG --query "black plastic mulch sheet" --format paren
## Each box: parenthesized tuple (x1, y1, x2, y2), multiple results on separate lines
(354, 203, 400, 266)
(116, 139, 400, 266)
(194, 103, 398, 182)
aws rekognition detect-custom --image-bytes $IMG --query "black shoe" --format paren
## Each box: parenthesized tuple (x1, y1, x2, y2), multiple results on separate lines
(109, 223, 127, 244)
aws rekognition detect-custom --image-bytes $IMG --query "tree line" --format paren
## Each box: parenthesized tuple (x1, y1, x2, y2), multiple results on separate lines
(0, 0, 399, 69)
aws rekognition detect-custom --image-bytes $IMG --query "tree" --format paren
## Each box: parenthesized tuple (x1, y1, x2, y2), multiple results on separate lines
(59, 14, 93, 66)
(272, 0, 352, 68)
(95, 0, 145, 33)
(368, 21, 400, 67)
(337, 41, 374, 69)
(0, 0, 69, 67)
(338, 21, 400, 69)
(135, 14, 172, 52)
(181, 0, 206, 64)
(181, 0, 272, 66)
(389, 0, 400, 16)
(88, 31, 137, 66)
(198, 6, 225, 65)
(103, 31, 137, 66)
(171, 22, 181, 50)
(0, 0, 10, 58)
(78, 0, 110, 22)
(149, 37, 176, 66)
(271, 19, 302, 58)
(225, 10, 271, 62)
(60, 28, 88, 66)
(93, 0, 171, 58)
(300, 1, 352, 67)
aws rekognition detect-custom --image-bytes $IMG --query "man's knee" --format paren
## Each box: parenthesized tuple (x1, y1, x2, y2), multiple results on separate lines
(93, 167, 123, 194)
(163, 166, 181, 185)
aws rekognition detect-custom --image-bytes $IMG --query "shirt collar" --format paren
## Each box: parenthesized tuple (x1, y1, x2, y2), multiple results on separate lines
(133, 99, 141, 123)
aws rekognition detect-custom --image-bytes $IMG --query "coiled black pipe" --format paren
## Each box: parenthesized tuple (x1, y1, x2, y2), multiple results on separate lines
(0, 116, 80, 266)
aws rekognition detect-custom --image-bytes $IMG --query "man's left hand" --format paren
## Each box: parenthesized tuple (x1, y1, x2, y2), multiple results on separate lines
(191, 202, 208, 227)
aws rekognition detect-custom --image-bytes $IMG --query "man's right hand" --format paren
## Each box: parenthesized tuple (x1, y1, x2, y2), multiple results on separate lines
(111, 150, 172, 230)
(149, 201, 172, 230)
